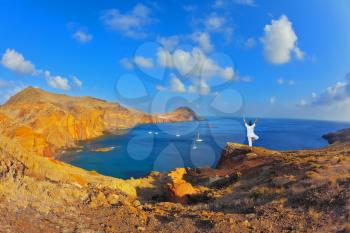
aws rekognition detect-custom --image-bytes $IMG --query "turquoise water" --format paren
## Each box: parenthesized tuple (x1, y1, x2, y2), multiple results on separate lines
(59, 117, 350, 179)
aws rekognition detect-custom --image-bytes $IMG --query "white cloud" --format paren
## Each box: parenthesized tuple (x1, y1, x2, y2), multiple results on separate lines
(170, 74, 186, 92)
(101, 4, 153, 39)
(234, 0, 256, 6)
(204, 15, 225, 31)
(261, 15, 304, 64)
(44, 71, 70, 91)
(157, 47, 234, 80)
(156, 85, 167, 91)
(73, 30, 93, 43)
(277, 78, 296, 85)
(277, 78, 284, 85)
(155, 72, 213, 96)
(1, 49, 75, 91)
(270, 96, 276, 105)
(203, 14, 233, 41)
(72, 76, 82, 87)
(299, 73, 350, 107)
(133, 56, 154, 68)
(183, 5, 197, 12)
(188, 80, 211, 95)
(155, 73, 212, 95)
(237, 37, 256, 49)
(119, 58, 134, 70)
(157, 35, 181, 51)
(191, 32, 213, 53)
(293, 47, 305, 60)
(243, 37, 256, 48)
(1, 49, 36, 75)
(212, 0, 225, 8)
(237, 75, 253, 83)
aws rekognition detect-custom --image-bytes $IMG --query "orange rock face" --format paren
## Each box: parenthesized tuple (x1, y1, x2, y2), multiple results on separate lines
(0, 87, 198, 157)
(0, 111, 49, 156)
(164, 168, 198, 203)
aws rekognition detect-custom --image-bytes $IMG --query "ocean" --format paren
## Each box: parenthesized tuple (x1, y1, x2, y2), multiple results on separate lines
(59, 117, 350, 179)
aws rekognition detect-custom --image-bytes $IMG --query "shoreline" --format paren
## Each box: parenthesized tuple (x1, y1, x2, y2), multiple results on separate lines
(55, 123, 348, 181)
(53, 119, 197, 159)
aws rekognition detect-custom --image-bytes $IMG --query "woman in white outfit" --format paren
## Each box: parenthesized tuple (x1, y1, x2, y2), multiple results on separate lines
(244, 117, 259, 150)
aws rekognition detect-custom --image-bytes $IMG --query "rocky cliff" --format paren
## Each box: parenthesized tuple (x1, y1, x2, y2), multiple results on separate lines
(0, 87, 198, 157)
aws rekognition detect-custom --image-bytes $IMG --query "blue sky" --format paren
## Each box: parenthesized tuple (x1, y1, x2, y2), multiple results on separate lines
(0, 0, 350, 121)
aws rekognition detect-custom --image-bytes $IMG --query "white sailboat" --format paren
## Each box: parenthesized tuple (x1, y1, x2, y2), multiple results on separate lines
(176, 131, 181, 137)
(195, 131, 203, 142)
(192, 140, 197, 150)
(191, 134, 198, 149)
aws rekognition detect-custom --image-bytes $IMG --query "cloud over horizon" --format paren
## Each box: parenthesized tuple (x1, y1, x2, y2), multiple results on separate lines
(1, 49, 78, 91)
(304, 73, 350, 107)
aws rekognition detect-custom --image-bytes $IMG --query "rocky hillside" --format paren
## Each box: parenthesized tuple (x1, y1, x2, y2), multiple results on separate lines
(323, 128, 350, 144)
(0, 87, 198, 157)
(1, 128, 349, 232)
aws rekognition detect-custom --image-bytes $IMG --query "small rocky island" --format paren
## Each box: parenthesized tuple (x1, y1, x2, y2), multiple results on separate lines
(0, 88, 349, 232)
(92, 147, 115, 152)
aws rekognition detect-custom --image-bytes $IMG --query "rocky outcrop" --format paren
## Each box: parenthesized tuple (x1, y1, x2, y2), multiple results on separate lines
(164, 168, 198, 203)
(323, 128, 350, 144)
(0, 87, 198, 157)
(0, 153, 25, 181)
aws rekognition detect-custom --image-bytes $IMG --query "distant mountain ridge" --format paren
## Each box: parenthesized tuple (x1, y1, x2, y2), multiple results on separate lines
(0, 87, 199, 157)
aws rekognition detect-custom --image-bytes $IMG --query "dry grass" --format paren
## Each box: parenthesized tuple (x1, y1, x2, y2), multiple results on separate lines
(308, 207, 321, 222)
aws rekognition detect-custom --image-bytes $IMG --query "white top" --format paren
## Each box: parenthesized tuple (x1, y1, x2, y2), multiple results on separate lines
(245, 123, 256, 138)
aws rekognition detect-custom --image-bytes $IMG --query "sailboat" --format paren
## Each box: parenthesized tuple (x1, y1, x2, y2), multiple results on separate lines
(192, 140, 197, 150)
(176, 131, 181, 137)
(195, 131, 203, 142)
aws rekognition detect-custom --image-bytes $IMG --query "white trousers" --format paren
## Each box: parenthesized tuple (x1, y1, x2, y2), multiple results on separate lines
(248, 135, 259, 147)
